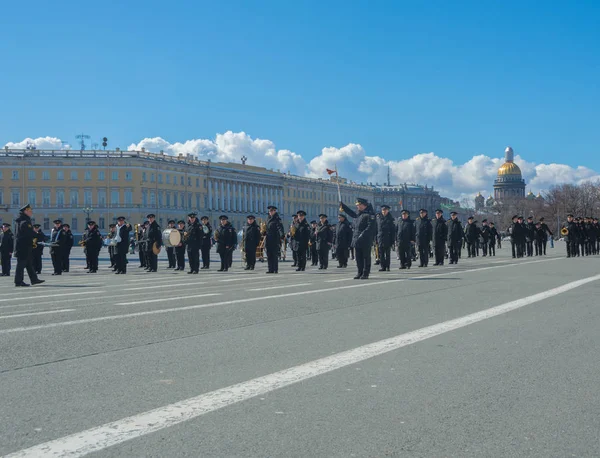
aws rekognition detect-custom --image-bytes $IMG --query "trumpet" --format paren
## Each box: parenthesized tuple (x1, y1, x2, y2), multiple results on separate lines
(214, 230, 219, 241)
(290, 224, 297, 237)
(78, 239, 86, 247)
(561, 227, 569, 236)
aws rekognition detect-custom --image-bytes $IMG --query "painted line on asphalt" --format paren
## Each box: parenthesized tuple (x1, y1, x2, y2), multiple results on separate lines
(0, 257, 561, 335)
(0, 309, 75, 320)
(117, 293, 222, 306)
(8, 272, 599, 458)
(0, 290, 107, 303)
(248, 283, 312, 291)
(122, 282, 207, 291)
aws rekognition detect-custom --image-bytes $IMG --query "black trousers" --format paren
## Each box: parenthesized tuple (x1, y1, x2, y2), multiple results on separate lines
(488, 241, 495, 256)
(297, 247, 307, 269)
(15, 255, 39, 284)
(187, 247, 199, 272)
(62, 249, 71, 272)
(166, 247, 176, 268)
(337, 247, 349, 267)
(418, 244, 429, 266)
(292, 249, 298, 265)
(201, 245, 211, 268)
(1, 252, 11, 275)
(354, 243, 371, 277)
(267, 247, 279, 272)
(88, 249, 99, 271)
(219, 250, 233, 270)
(33, 249, 43, 273)
(109, 247, 115, 267)
(138, 247, 146, 267)
(176, 247, 185, 269)
(318, 248, 329, 269)
(398, 243, 412, 268)
(526, 241, 534, 256)
(378, 246, 391, 269)
(466, 242, 476, 257)
(310, 245, 318, 265)
(567, 241, 577, 257)
(51, 250, 62, 274)
(246, 247, 257, 269)
(449, 242, 460, 264)
(146, 250, 158, 271)
(434, 243, 445, 265)
(115, 250, 128, 273)
(481, 242, 488, 256)
(541, 240, 547, 255)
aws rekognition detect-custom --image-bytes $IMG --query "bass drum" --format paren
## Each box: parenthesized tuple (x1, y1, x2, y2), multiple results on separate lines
(162, 228, 181, 247)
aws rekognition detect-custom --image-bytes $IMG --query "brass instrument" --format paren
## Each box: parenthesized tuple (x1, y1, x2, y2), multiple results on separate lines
(214, 229, 219, 241)
(183, 231, 189, 242)
(374, 243, 380, 260)
(290, 224, 297, 237)
(561, 227, 569, 236)
(78, 239, 86, 247)
(32, 238, 37, 249)
(260, 220, 267, 235)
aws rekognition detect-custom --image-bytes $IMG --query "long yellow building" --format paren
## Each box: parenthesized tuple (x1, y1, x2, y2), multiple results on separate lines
(0, 148, 443, 234)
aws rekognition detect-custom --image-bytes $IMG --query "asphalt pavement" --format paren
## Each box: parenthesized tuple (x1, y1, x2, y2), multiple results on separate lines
(1, 242, 599, 457)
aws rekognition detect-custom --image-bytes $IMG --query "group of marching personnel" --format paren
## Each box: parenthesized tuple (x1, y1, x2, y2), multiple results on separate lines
(3, 200, 599, 286)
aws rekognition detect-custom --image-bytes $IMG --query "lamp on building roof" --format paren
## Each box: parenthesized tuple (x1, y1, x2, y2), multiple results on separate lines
(241, 155, 247, 165)
(141, 147, 146, 153)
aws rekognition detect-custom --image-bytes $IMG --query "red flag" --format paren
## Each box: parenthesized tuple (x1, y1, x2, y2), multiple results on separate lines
(326, 168, 336, 175)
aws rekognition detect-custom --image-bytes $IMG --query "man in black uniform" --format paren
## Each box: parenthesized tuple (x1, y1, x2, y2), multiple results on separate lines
(200, 216, 212, 269)
(289, 214, 299, 267)
(1, 223, 14, 276)
(309, 220, 318, 266)
(447, 211, 463, 265)
(480, 220, 490, 257)
(13, 204, 45, 287)
(488, 222, 498, 257)
(113, 216, 132, 274)
(336, 213, 352, 268)
(464, 216, 478, 258)
(186, 213, 202, 274)
(396, 210, 416, 269)
(49, 219, 65, 275)
(166, 220, 177, 268)
(516, 216, 527, 258)
(432, 209, 448, 266)
(340, 197, 376, 280)
(243, 215, 261, 270)
(377, 205, 395, 271)
(175, 220, 186, 271)
(61, 223, 74, 272)
(145, 214, 161, 272)
(265, 206, 285, 274)
(525, 216, 536, 257)
(316, 214, 333, 270)
(415, 209, 432, 267)
(293, 211, 311, 271)
(85, 221, 102, 273)
(563, 214, 578, 258)
(215, 215, 236, 272)
(32, 224, 46, 274)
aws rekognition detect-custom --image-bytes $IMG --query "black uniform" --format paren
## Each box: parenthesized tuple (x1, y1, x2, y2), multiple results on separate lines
(563, 220, 578, 257)
(85, 226, 102, 272)
(216, 223, 237, 271)
(138, 225, 146, 267)
(13, 212, 41, 286)
(316, 221, 333, 269)
(1, 229, 14, 276)
(336, 218, 352, 268)
(200, 223, 213, 269)
(465, 221, 479, 258)
(32, 229, 46, 273)
(293, 219, 311, 271)
(480, 225, 490, 257)
(309, 225, 318, 266)
(289, 222, 299, 266)
(62, 229, 74, 272)
(488, 227, 498, 256)
(265, 213, 285, 273)
(49, 226, 65, 275)
(146, 221, 162, 272)
(415, 216, 432, 267)
(432, 216, 448, 265)
(376, 212, 395, 271)
(107, 230, 117, 268)
(447, 218, 463, 264)
(185, 220, 202, 273)
(114, 223, 131, 274)
(243, 221, 261, 270)
(396, 217, 416, 269)
(340, 202, 376, 279)
(525, 221, 536, 257)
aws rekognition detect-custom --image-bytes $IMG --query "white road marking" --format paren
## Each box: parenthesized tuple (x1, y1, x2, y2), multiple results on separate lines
(7, 272, 598, 458)
(0, 257, 561, 335)
(324, 278, 355, 283)
(122, 282, 206, 291)
(117, 293, 222, 306)
(0, 309, 75, 320)
(0, 290, 107, 303)
(248, 283, 312, 291)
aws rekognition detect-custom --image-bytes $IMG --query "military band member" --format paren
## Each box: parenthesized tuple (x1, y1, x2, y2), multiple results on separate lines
(465, 216, 478, 258)
(49, 219, 65, 275)
(32, 224, 46, 274)
(336, 213, 352, 268)
(316, 214, 333, 270)
(145, 214, 161, 272)
(376, 205, 395, 271)
(479, 220, 490, 257)
(488, 222, 498, 256)
(215, 215, 236, 272)
(309, 220, 318, 266)
(62, 223, 74, 272)
(113, 217, 131, 274)
(415, 209, 432, 267)
(340, 197, 376, 280)
(396, 210, 416, 269)
(593, 218, 599, 255)
(525, 216, 535, 257)
(81, 224, 90, 270)
(166, 220, 177, 269)
(13, 204, 44, 287)
(447, 211, 463, 265)
(84, 221, 102, 273)
(242, 215, 261, 270)
(200, 216, 212, 269)
(185, 213, 202, 274)
(432, 209, 448, 266)
(516, 216, 526, 257)
(265, 206, 285, 274)
(289, 214, 299, 267)
(563, 214, 578, 258)
(293, 211, 311, 271)
(175, 220, 186, 271)
(1, 223, 14, 276)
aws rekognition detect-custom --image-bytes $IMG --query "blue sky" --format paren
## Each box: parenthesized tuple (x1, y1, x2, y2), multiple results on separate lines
(1, 0, 599, 197)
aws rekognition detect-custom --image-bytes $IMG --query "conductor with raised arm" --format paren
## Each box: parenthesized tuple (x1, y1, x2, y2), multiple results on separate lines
(340, 197, 376, 280)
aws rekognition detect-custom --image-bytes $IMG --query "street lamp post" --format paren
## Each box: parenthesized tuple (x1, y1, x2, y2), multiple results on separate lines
(82, 206, 94, 223)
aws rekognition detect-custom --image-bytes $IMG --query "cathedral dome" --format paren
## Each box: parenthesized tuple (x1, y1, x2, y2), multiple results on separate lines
(497, 161, 522, 177)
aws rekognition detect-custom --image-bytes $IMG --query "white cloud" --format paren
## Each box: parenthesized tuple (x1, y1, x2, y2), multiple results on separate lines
(5, 134, 598, 201)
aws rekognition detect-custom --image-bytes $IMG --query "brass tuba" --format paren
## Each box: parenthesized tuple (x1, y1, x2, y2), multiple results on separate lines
(290, 223, 297, 237)
(561, 227, 569, 236)
(214, 229, 219, 241)
(32, 237, 38, 249)
(260, 220, 267, 235)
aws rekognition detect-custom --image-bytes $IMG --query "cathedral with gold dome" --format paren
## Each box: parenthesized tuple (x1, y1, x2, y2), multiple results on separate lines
(493, 146, 526, 200)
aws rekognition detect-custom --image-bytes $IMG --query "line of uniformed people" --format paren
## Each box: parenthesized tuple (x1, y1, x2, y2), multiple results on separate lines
(561, 215, 600, 258)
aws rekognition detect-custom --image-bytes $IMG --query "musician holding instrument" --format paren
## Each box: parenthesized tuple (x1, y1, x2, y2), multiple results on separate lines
(166, 220, 177, 269)
(107, 224, 117, 270)
(61, 223, 74, 273)
(289, 214, 299, 267)
(563, 214, 578, 258)
(85, 221, 103, 273)
(50, 219, 65, 275)
(185, 213, 202, 274)
(215, 215, 236, 272)
(309, 220, 318, 266)
(200, 216, 213, 269)
(145, 214, 162, 272)
(242, 215, 261, 270)
(265, 206, 285, 274)
(293, 211, 311, 272)
(138, 221, 148, 268)
(13, 204, 45, 287)
(175, 220, 186, 271)
(114, 216, 132, 274)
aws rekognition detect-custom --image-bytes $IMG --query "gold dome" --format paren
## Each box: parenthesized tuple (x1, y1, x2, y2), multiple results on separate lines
(497, 161, 522, 176)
